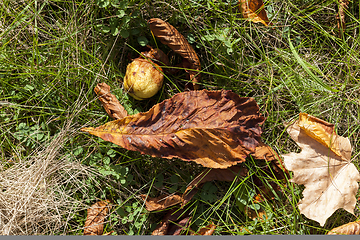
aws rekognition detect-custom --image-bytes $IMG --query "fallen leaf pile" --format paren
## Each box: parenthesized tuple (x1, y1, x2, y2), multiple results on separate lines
(82, 89, 265, 169)
(81, 13, 360, 235)
(282, 113, 360, 226)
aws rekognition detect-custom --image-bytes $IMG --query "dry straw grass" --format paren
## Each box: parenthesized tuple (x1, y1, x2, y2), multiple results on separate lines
(0, 109, 98, 235)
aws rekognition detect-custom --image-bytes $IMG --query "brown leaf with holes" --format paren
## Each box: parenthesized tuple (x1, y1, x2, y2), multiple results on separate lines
(148, 18, 201, 89)
(239, 0, 270, 26)
(82, 90, 265, 169)
(94, 83, 128, 120)
(328, 220, 360, 235)
(83, 200, 111, 235)
(282, 113, 360, 226)
(336, 0, 349, 37)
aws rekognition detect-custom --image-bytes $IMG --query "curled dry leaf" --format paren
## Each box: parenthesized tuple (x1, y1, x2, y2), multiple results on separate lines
(282, 113, 360, 226)
(148, 18, 201, 89)
(327, 220, 360, 235)
(83, 200, 111, 235)
(142, 45, 170, 66)
(141, 165, 247, 212)
(82, 90, 265, 169)
(239, 0, 270, 26)
(94, 83, 128, 119)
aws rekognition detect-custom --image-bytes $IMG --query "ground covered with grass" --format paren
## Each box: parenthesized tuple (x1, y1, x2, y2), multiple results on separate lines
(0, 0, 360, 235)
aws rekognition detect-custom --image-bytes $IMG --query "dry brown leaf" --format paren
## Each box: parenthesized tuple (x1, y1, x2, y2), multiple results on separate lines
(253, 141, 280, 162)
(140, 194, 182, 211)
(239, 0, 270, 26)
(152, 220, 169, 235)
(282, 113, 360, 226)
(94, 83, 128, 119)
(82, 90, 265, 169)
(148, 18, 201, 90)
(83, 200, 111, 235)
(327, 220, 360, 235)
(336, 0, 349, 37)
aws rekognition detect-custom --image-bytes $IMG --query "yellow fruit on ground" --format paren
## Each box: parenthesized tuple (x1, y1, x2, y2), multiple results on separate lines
(123, 58, 164, 100)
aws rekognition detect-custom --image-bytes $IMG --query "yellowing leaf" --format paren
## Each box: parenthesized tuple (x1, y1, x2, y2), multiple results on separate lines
(328, 220, 360, 235)
(283, 113, 360, 226)
(298, 113, 345, 159)
(82, 90, 265, 169)
(239, 0, 270, 26)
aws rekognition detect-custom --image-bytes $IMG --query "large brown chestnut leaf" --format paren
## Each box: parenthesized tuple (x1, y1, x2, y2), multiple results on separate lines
(82, 90, 265, 169)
